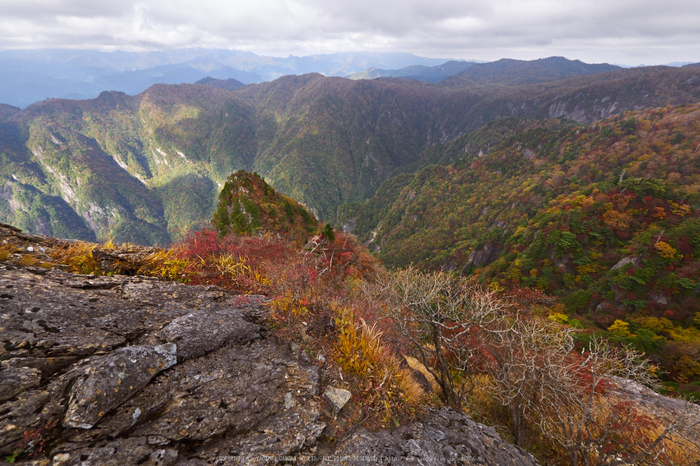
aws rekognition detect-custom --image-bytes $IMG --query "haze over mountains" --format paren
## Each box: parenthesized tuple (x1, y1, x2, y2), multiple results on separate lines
(0, 49, 451, 108)
(1, 48, 694, 109)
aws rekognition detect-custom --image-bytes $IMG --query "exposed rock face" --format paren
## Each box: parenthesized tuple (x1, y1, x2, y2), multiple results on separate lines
(0, 224, 540, 465)
(463, 243, 504, 270)
(0, 264, 323, 464)
(610, 255, 642, 272)
(322, 408, 538, 466)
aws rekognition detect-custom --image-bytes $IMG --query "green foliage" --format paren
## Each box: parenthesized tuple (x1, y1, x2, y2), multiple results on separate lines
(214, 170, 319, 245)
(561, 290, 592, 313)
(5, 65, 700, 243)
(348, 102, 700, 384)
(322, 223, 335, 242)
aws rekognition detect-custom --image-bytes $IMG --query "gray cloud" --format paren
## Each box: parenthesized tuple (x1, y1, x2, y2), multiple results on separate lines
(0, 0, 698, 65)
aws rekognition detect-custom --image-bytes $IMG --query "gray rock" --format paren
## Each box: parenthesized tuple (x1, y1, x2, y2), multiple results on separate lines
(610, 255, 642, 271)
(51, 438, 178, 466)
(651, 294, 668, 305)
(285, 391, 297, 409)
(464, 243, 504, 269)
(290, 342, 302, 359)
(156, 309, 259, 361)
(191, 408, 325, 465)
(323, 386, 352, 413)
(62, 344, 177, 429)
(128, 341, 320, 442)
(0, 366, 41, 402)
(322, 407, 539, 466)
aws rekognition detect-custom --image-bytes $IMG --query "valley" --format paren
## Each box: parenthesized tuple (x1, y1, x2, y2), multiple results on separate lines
(1, 59, 699, 247)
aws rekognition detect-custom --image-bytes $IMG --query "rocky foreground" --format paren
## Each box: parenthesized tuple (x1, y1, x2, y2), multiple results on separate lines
(0, 224, 538, 465)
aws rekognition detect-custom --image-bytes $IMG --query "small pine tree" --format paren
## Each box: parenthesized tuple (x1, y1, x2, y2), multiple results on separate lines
(322, 224, 335, 242)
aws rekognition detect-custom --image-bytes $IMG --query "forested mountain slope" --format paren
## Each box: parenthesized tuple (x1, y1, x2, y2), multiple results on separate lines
(1, 61, 699, 244)
(341, 102, 700, 381)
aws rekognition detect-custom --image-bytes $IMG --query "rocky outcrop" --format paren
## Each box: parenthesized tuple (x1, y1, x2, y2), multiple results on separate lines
(322, 408, 538, 466)
(462, 243, 504, 271)
(0, 263, 324, 464)
(0, 224, 539, 465)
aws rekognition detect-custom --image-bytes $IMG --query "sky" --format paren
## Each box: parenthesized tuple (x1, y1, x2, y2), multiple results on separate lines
(1, 0, 699, 66)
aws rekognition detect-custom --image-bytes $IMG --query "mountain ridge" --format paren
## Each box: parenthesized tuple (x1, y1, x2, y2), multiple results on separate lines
(1, 60, 699, 245)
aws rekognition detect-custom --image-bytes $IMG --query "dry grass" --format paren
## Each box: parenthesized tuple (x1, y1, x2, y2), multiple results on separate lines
(212, 254, 250, 278)
(47, 241, 98, 274)
(336, 312, 384, 376)
(640, 424, 700, 465)
(390, 361, 427, 405)
(533, 393, 700, 465)
(137, 248, 188, 280)
(609, 400, 700, 465)
(334, 308, 427, 411)
(404, 356, 441, 394)
(0, 244, 15, 261)
(17, 254, 54, 268)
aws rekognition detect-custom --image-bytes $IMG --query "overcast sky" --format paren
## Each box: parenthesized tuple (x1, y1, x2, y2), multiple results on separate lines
(1, 0, 699, 66)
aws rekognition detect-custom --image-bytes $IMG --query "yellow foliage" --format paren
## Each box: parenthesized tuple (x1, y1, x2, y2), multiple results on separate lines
(654, 241, 677, 259)
(667, 326, 700, 344)
(213, 254, 250, 277)
(503, 263, 522, 283)
(674, 355, 700, 379)
(548, 313, 570, 325)
(635, 316, 674, 334)
(572, 195, 594, 208)
(48, 241, 99, 274)
(670, 202, 692, 216)
(608, 319, 633, 337)
(271, 297, 309, 319)
(137, 249, 188, 280)
(576, 263, 601, 274)
(653, 206, 667, 219)
(487, 280, 505, 293)
(602, 209, 633, 229)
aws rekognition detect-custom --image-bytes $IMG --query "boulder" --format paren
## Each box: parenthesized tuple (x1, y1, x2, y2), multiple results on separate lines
(323, 387, 352, 413)
(61, 344, 177, 429)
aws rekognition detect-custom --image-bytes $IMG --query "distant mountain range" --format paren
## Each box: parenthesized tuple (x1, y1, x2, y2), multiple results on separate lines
(0, 49, 450, 108)
(347, 60, 478, 82)
(446, 57, 622, 85)
(347, 57, 622, 84)
(1, 57, 699, 247)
